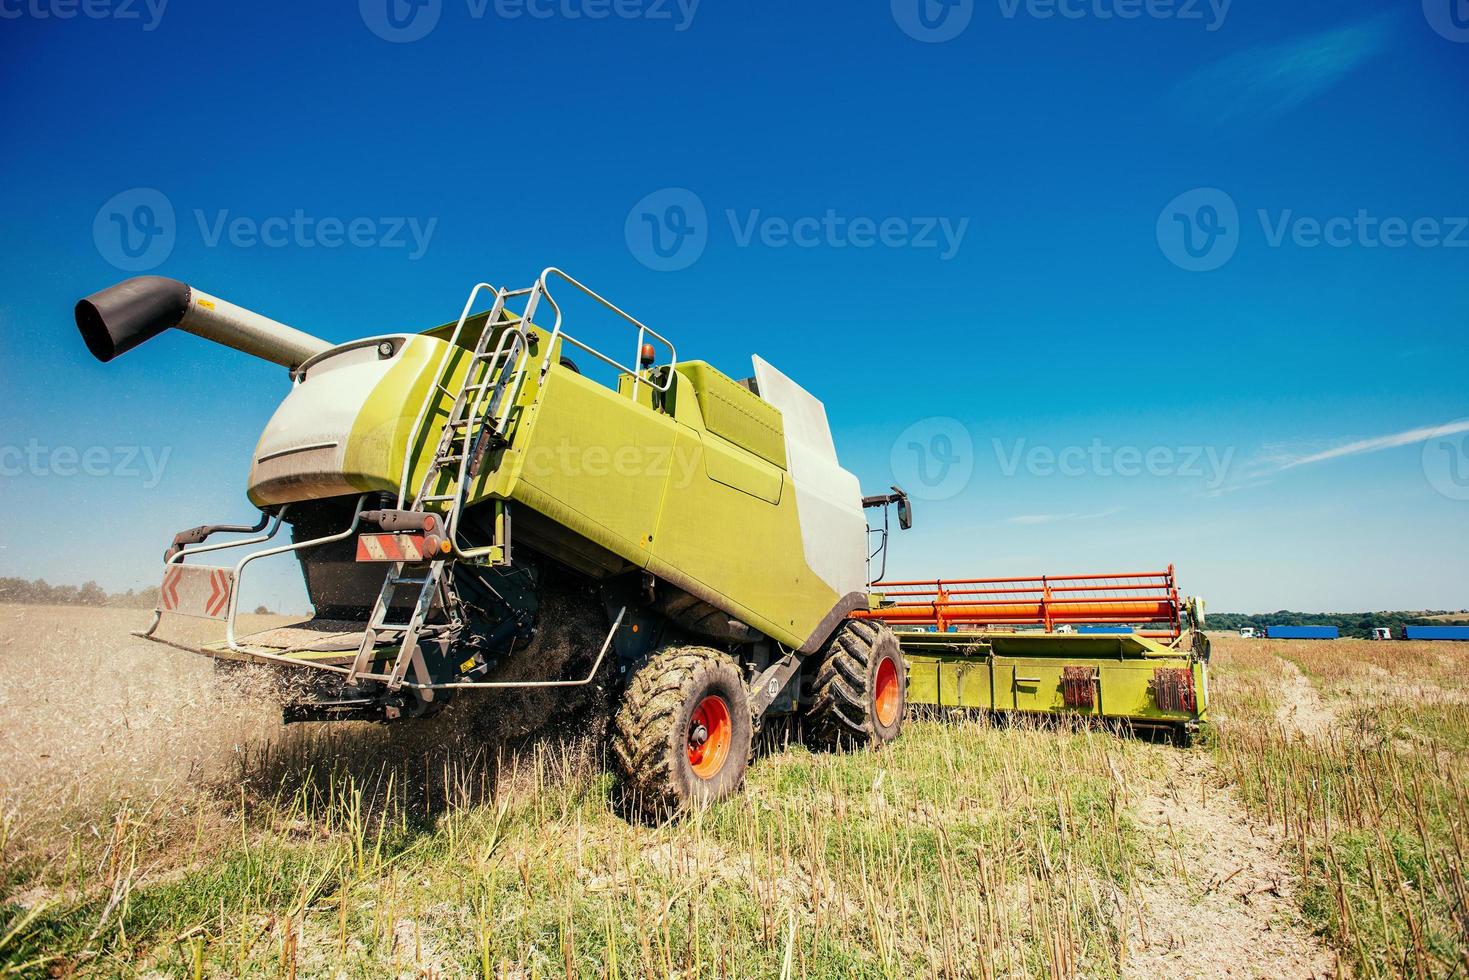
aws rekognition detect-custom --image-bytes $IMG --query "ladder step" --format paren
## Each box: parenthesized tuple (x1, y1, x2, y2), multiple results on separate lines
(420, 493, 457, 502)
(390, 577, 431, 586)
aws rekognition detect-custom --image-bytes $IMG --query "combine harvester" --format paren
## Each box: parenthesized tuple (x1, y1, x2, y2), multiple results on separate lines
(74, 270, 1209, 812)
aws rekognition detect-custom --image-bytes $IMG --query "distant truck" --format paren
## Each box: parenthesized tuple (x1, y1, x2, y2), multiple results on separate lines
(1370, 627, 1392, 641)
(1078, 625, 1133, 634)
(1404, 625, 1469, 641)
(1266, 625, 1339, 640)
(1238, 627, 1257, 639)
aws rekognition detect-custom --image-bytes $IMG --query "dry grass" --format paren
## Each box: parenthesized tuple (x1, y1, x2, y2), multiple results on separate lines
(0, 608, 1463, 976)
(1211, 636, 1469, 978)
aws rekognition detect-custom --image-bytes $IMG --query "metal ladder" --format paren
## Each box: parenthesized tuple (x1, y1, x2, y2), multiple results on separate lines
(346, 560, 453, 691)
(346, 282, 538, 690)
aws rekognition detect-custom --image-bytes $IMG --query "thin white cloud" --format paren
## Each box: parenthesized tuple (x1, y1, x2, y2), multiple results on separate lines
(1197, 418, 1467, 498)
(1198, 477, 1276, 499)
(1173, 13, 1395, 124)
(1007, 506, 1122, 526)
(1278, 419, 1469, 470)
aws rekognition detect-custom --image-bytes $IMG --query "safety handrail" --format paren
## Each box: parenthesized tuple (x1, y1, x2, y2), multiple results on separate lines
(225, 495, 370, 650)
(137, 508, 291, 639)
(534, 267, 677, 402)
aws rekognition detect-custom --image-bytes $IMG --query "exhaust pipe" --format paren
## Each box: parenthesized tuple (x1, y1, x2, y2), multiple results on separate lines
(75, 276, 333, 369)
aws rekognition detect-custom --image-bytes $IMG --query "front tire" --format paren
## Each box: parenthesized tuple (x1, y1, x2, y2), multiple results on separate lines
(805, 620, 906, 749)
(612, 645, 753, 816)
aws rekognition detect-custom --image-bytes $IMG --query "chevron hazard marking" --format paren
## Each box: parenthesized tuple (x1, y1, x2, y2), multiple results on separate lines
(356, 533, 426, 562)
(157, 564, 235, 620)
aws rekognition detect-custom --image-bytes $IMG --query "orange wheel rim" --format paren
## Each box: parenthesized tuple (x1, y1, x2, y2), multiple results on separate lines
(687, 695, 732, 780)
(874, 656, 901, 728)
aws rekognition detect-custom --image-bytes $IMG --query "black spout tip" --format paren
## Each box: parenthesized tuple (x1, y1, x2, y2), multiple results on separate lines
(75, 275, 191, 362)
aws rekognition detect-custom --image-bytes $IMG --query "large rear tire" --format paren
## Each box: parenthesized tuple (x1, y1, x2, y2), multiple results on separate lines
(612, 645, 752, 816)
(805, 620, 906, 750)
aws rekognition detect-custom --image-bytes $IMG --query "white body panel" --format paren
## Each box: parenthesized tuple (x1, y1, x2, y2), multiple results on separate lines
(247, 335, 417, 505)
(752, 355, 867, 597)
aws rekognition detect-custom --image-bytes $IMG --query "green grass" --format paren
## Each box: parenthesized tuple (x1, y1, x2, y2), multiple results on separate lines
(2, 715, 1179, 978)
(8, 637, 1467, 976)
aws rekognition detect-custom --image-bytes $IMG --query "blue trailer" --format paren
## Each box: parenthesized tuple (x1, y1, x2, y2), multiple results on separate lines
(1077, 625, 1134, 634)
(1266, 625, 1339, 640)
(1404, 625, 1469, 641)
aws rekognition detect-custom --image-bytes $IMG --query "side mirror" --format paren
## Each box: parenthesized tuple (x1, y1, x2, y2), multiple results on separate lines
(896, 494, 913, 531)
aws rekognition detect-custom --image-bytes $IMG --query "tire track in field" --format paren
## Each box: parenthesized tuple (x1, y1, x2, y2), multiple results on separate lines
(1272, 656, 1338, 740)
(1121, 747, 1341, 978)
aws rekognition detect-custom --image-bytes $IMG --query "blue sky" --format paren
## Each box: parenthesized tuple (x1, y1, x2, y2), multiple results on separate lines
(1, 0, 1465, 613)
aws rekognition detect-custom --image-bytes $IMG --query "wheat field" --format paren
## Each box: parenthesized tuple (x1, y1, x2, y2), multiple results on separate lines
(1, 606, 1465, 977)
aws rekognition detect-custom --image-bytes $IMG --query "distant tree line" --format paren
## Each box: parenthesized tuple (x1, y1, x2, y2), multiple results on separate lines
(1208, 610, 1469, 639)
(0, 577, 273, 615)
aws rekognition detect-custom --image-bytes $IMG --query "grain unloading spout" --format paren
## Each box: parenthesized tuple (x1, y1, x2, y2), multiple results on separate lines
(75, 276, 332, 369)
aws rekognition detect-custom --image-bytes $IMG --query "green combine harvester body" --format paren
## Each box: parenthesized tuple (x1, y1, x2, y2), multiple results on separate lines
(246, 308, 859, 651)
(74, 267, 1208, 811)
